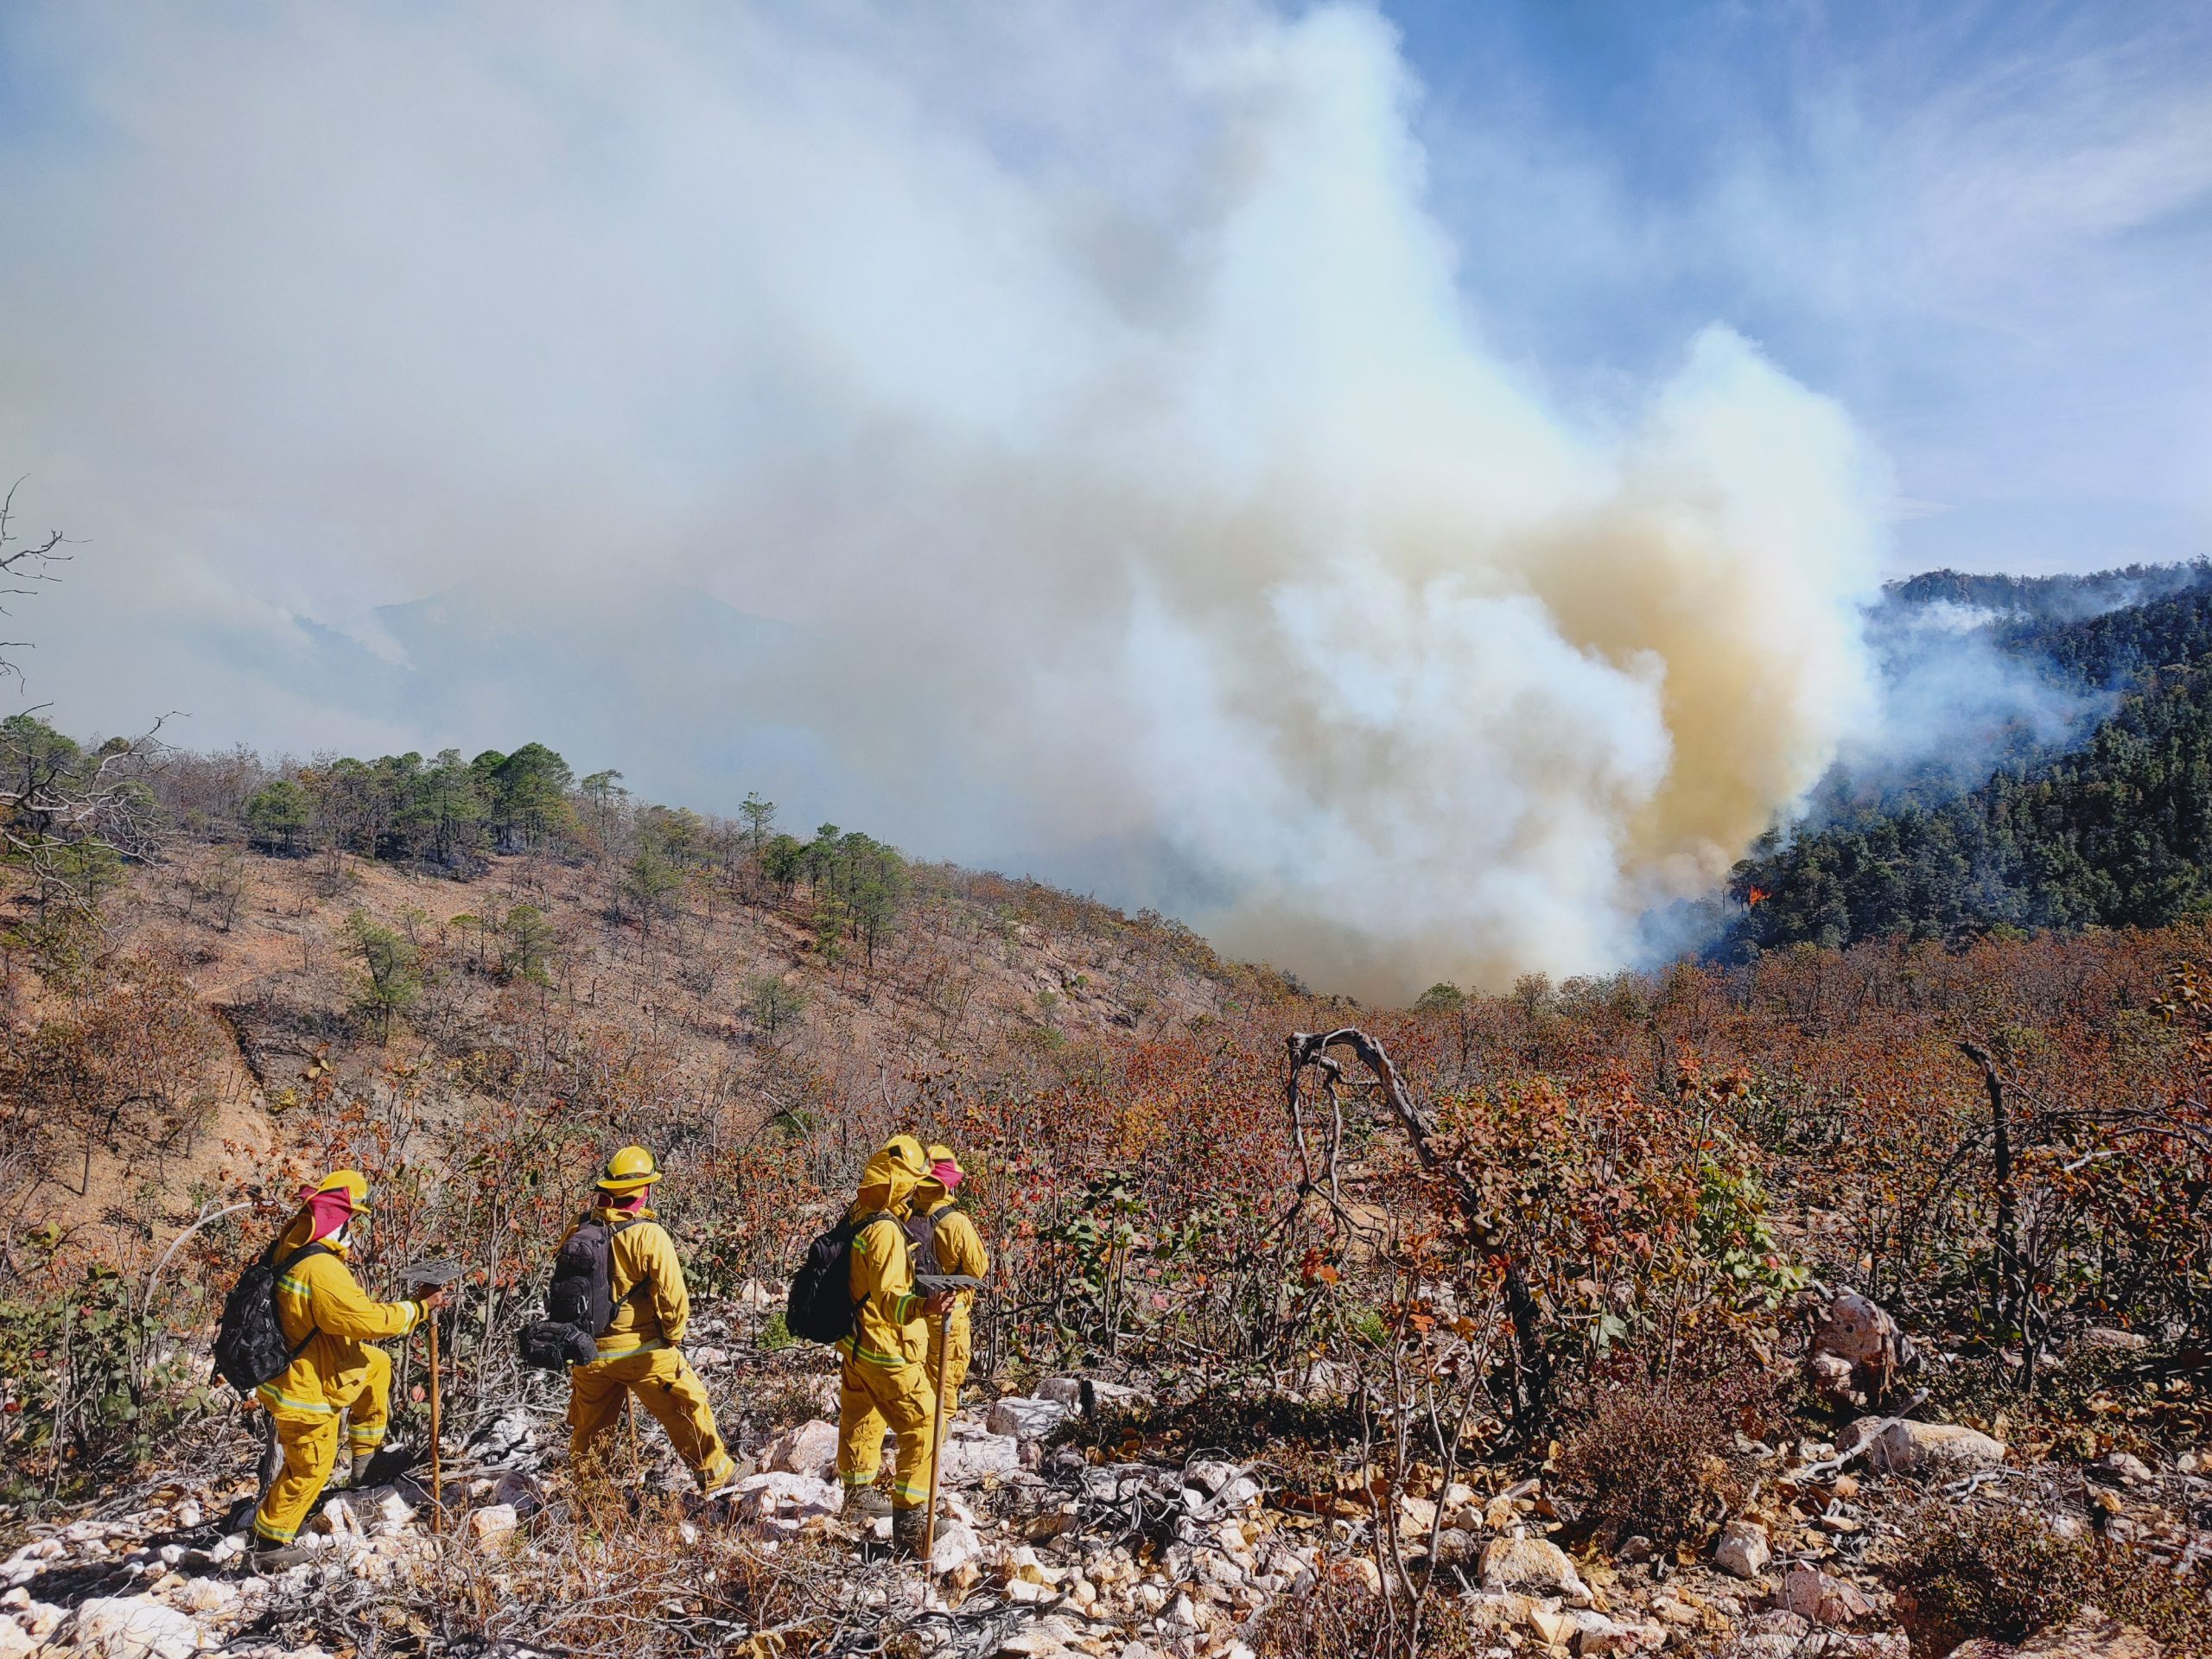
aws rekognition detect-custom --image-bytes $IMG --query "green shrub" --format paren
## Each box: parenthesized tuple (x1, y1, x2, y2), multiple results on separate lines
(346, 908, 423, 1039)
(1343, 1302, 1392, 1348)
(0, 1262, 211, 1505)
(2081, 1549, 2212, 1656)
(1694, 1154, 1808, 1307)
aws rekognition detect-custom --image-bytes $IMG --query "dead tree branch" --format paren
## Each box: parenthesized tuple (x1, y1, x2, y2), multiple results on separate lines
(1286, 1027, 1553, 1437)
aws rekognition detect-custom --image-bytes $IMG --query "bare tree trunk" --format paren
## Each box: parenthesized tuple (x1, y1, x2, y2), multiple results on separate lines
(1959, 1041, 2018, 1338)
(1287, 1027, 1552, 1436)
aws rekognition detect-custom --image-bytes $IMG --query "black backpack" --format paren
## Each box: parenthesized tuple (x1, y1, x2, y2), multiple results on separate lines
(517, 1319, 600, 1372)
(517, 1215, 640, 1374)
(901, 1206, 950, 1278)
(786, 1211, 891, 1344)
(213, 1242, 332, 1394)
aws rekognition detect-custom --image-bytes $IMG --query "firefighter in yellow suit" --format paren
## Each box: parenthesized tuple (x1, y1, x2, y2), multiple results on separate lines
(251, 1170, 446, 1567)
(563, 1145, 737, 1492)
(836, 1135, 955, 1555)
(910, 1143, 988, 1438)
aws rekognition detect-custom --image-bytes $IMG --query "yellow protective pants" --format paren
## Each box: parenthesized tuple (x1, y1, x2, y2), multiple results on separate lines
(925, 1316, 972, 1446)
(568, 1347, 735, 1490)
(836, 1357, 936, 1510)
(253, 1346, 391, 1545)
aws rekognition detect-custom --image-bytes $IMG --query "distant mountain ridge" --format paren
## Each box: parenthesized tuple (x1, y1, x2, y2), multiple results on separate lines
(1884, 561, 2211, 629)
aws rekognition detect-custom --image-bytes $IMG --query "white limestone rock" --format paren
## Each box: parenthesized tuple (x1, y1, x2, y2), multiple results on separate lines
(1038, 1376, 1151, 1413)
(927, 1519, 984, 1575)
(988, 1397, 1073, 1441)
(762, 1419, 841, 1480)
(467, 1503, 519, 1547)
(938, 1427, 1021, 1485)
(1866, 1418, 2006, 1476)
(170, 1579, 238, 1617)
(70, 1596, 206, 1659)
(1714, 1519, 1772, 1580)
(1772, 1563, 1874, 1626)
(733, 1471, 842, 1523)
(1480, 1536, 1592, 1607)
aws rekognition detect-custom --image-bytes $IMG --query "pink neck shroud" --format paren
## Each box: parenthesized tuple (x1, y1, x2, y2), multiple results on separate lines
(298, 1187, 355, 1243)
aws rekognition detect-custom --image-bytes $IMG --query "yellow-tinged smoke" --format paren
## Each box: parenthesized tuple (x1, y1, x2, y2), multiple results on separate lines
(791, 11, 1885, 1000)
(0, 3, 1886, 1001)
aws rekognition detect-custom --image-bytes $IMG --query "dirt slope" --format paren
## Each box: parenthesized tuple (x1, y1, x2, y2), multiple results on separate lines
(22, 839, 1293, 1256)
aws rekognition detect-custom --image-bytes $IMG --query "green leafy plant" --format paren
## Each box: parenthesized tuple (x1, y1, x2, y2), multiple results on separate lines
(1694, 1152, 1809, 1307)
(746, 975, 807, 1042)
(346, 907, 423, 1039)
(499, 902, 558, 984)
(0, 1259, 209, 1504)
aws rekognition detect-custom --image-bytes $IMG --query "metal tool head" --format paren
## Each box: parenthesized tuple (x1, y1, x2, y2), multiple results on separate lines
(398, 1257, 466, 1289)
(913, 1273, 985, 1295)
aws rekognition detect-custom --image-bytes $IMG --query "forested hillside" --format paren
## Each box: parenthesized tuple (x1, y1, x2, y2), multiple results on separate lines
(1730, 564, 2212, 954)
(1885, 563, 2209, 630)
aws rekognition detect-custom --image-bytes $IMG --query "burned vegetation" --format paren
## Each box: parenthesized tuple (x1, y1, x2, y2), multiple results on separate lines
(0, 735, 2207, 1658)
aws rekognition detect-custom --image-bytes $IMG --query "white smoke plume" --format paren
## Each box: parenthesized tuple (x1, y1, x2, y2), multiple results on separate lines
(0, 2, 1885, 1000)
(1829, 598, 2112, 810)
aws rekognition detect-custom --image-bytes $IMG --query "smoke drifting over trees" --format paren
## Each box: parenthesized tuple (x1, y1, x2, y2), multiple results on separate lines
(0, 3, 1892, 998)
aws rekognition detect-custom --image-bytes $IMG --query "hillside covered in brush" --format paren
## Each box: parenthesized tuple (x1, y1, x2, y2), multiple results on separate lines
(0, 728, 1293, 1246)
(2, 714, 2208, 1658)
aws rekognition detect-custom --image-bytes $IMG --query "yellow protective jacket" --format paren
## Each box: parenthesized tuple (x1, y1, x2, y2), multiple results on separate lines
(838, 1148, 925, 1371)
(557, 1205, 690, 1358)
(257, 1212, 426, 1416)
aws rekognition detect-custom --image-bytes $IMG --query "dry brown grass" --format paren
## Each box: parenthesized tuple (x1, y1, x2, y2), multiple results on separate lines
(259, 1472, 891, 1658)
(1890, 1498, 2212, 1657)
(1549, 1350, 1782, 1553)
(1253, 1560, 1494, 1659)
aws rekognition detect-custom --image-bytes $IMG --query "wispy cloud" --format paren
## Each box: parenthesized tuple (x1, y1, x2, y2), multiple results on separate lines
(1401, 0, 2212, 573)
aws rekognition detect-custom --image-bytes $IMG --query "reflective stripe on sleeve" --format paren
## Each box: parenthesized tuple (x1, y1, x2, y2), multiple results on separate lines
(836, 1335, 906, 1369)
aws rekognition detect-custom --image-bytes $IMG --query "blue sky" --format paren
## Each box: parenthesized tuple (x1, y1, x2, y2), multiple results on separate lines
(1384, 0, 2212, 574)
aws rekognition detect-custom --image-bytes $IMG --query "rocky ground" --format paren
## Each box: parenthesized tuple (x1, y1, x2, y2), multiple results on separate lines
(4, 1351, 2206, 1659)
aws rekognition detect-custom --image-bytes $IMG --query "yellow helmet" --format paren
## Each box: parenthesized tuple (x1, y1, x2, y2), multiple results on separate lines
(308, 1168, 372, 1211)
(597, 1144, 661, 1195)
(882, 1135, 927, 1178)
